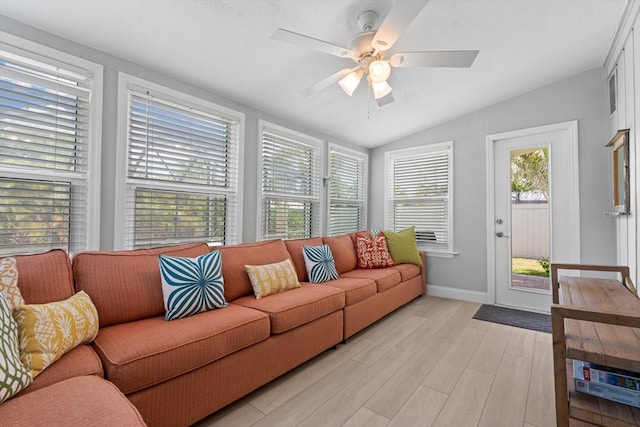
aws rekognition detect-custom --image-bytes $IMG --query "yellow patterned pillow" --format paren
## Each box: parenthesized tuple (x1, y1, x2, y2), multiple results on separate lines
(245, 259, 301, 299)
(13, 291, 99, 378)
(0, 257, 24, 309)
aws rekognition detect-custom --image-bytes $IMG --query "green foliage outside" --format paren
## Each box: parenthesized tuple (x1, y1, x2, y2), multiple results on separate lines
(511, 148, 549, 202)
(538, 257, 550, 275)
(512, 257, 549, 278)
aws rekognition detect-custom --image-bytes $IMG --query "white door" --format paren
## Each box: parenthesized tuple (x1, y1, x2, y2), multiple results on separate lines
(487, 122, 580, 313)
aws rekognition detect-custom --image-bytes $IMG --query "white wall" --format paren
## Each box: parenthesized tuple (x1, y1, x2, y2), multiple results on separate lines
(0, 14, 622, 297)
(369, 68, 616, 297)
(605, 3, 640, 287)
(0, 15, 367, 250)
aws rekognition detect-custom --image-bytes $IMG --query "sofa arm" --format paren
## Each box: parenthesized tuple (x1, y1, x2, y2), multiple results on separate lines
(419, 251, 427, 295)
(0, 376, 146, 426)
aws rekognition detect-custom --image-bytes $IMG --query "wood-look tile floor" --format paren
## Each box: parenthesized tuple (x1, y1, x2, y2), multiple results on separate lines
(195, 296, 556, 427)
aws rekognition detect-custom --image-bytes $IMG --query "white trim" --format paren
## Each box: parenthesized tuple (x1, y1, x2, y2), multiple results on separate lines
(494, 303, 550, 316)
(87, 66, 103, 250)
(384, 141, 454, 253)
(426, 285, 489, 304)
(604, 1, 640, 72)
(0, 31, 99, 75)
(426, 250, 459, 259)
(485, 120, 580, 307)
(256, 120, 325, 241)
(114, 72, 245, 249)
(328, 143, 369, 160)
(327, 142, 369, 234)
(0, 33, 103, 253)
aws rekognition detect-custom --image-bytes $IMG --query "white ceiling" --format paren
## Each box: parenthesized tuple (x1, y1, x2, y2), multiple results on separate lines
(0, 0, 627, 148)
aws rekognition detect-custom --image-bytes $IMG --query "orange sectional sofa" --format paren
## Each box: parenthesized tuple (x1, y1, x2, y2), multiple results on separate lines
(0, 232, 426, 426)
(0, 249, 147, 426)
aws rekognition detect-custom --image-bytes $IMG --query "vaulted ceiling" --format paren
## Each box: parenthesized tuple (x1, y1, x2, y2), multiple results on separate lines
(0, 0, 628, 147)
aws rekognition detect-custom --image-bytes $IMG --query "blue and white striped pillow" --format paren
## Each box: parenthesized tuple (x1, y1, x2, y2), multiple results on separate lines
(158, 250, 228, 321)
(302, 244, 339, 284)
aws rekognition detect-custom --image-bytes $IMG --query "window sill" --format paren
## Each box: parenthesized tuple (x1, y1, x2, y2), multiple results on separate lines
(422, 250, 458, 259)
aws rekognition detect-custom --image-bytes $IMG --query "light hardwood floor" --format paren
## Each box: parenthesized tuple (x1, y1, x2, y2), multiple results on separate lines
(195, 296, 556, 427)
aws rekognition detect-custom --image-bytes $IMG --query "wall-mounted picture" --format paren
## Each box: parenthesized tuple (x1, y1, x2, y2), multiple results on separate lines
(609, 70, 617, 116)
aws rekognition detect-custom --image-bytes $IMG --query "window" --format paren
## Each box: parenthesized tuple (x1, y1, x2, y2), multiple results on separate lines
(116, 74, 243, 249)
(385, 142, 453, 253)
(328, 144, 368, 235)
(258, 122, 322, 240)
(0, 34, 102, 256)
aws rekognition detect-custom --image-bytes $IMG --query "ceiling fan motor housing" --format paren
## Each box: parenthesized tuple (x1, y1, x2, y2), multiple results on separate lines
(357, 10, 378, 31)
(349, 31, 377, 62)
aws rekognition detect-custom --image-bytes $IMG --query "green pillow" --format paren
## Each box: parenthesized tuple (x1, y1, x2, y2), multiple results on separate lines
(383, 226, 423, 266)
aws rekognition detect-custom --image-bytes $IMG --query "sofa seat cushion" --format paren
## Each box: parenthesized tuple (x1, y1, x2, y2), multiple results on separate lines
(93, 304, 270, 394)
(0, 376, 146, 427)
(388, 264, 421, 282)
(340, 268, 402, 293)
(18, 344, 103, 396)
(233, 283, 345, 334)
(320, 277, 377, 306)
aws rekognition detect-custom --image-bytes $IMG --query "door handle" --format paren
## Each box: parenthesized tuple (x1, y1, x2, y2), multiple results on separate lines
(496, 231, 509, 238)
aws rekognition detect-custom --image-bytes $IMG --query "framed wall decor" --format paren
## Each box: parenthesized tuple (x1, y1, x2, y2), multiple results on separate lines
(608, 69, 617, 116)
(606, 129, 630, 214)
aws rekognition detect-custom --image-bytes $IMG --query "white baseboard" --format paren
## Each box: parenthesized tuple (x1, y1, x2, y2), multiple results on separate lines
(426, 284, 490, 304)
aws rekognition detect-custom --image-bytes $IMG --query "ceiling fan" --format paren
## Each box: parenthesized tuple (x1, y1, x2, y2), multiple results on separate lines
(271, 0, 479, 107)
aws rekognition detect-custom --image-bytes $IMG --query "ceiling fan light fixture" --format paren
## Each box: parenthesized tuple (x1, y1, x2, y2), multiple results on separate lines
(368, 60, 391, 83)
(371, 80, 392, 99)
(338, 69, 363, 96)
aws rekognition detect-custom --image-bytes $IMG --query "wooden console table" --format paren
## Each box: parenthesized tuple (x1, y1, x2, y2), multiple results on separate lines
(551, 263, 640, 427)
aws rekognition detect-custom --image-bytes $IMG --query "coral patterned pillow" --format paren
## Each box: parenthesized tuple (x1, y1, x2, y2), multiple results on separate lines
(356, 233, 396, 269)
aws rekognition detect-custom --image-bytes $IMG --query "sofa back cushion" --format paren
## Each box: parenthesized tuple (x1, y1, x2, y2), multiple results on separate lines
(13, 249, 75, 304)
(284, 237, 324, 282)
(216, 239, 292, 302)
(73, 243, 209, 327)
(322, 234, 357, 274)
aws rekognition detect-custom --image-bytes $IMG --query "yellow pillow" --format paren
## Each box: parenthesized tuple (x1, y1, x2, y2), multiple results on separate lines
(13, 291, 99, 378)
(245, 259, 301, 299)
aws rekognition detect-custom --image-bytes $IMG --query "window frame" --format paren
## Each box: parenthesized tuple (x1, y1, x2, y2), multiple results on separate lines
(114, 73, 244, 249)
(384, 141, 455, 256)
(327, 143, 368, 235)
(256, 120, 324, 241)
(0, 32, 103, 255)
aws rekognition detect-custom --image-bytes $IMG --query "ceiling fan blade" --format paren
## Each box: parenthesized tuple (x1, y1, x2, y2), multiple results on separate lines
(376, 91, 395, 108)
(272, 28, 356, 59)
(389, 50, 479, 68)
(371, 0, 431, 52)
(302, 67, 360, 97)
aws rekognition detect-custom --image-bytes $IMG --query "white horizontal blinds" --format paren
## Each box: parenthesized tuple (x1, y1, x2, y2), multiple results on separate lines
(126, 89, 239, 249)
(389, 150, 450, 249)
(128, 91, 236, 186)
(329, 148, 367, 235)
(0, 49, 92, 255)
(261, 130, 320, 240)
(134, 188, 227, 247)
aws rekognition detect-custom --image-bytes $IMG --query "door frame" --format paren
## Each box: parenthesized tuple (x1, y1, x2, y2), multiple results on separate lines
(485, 120, 581, 308)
